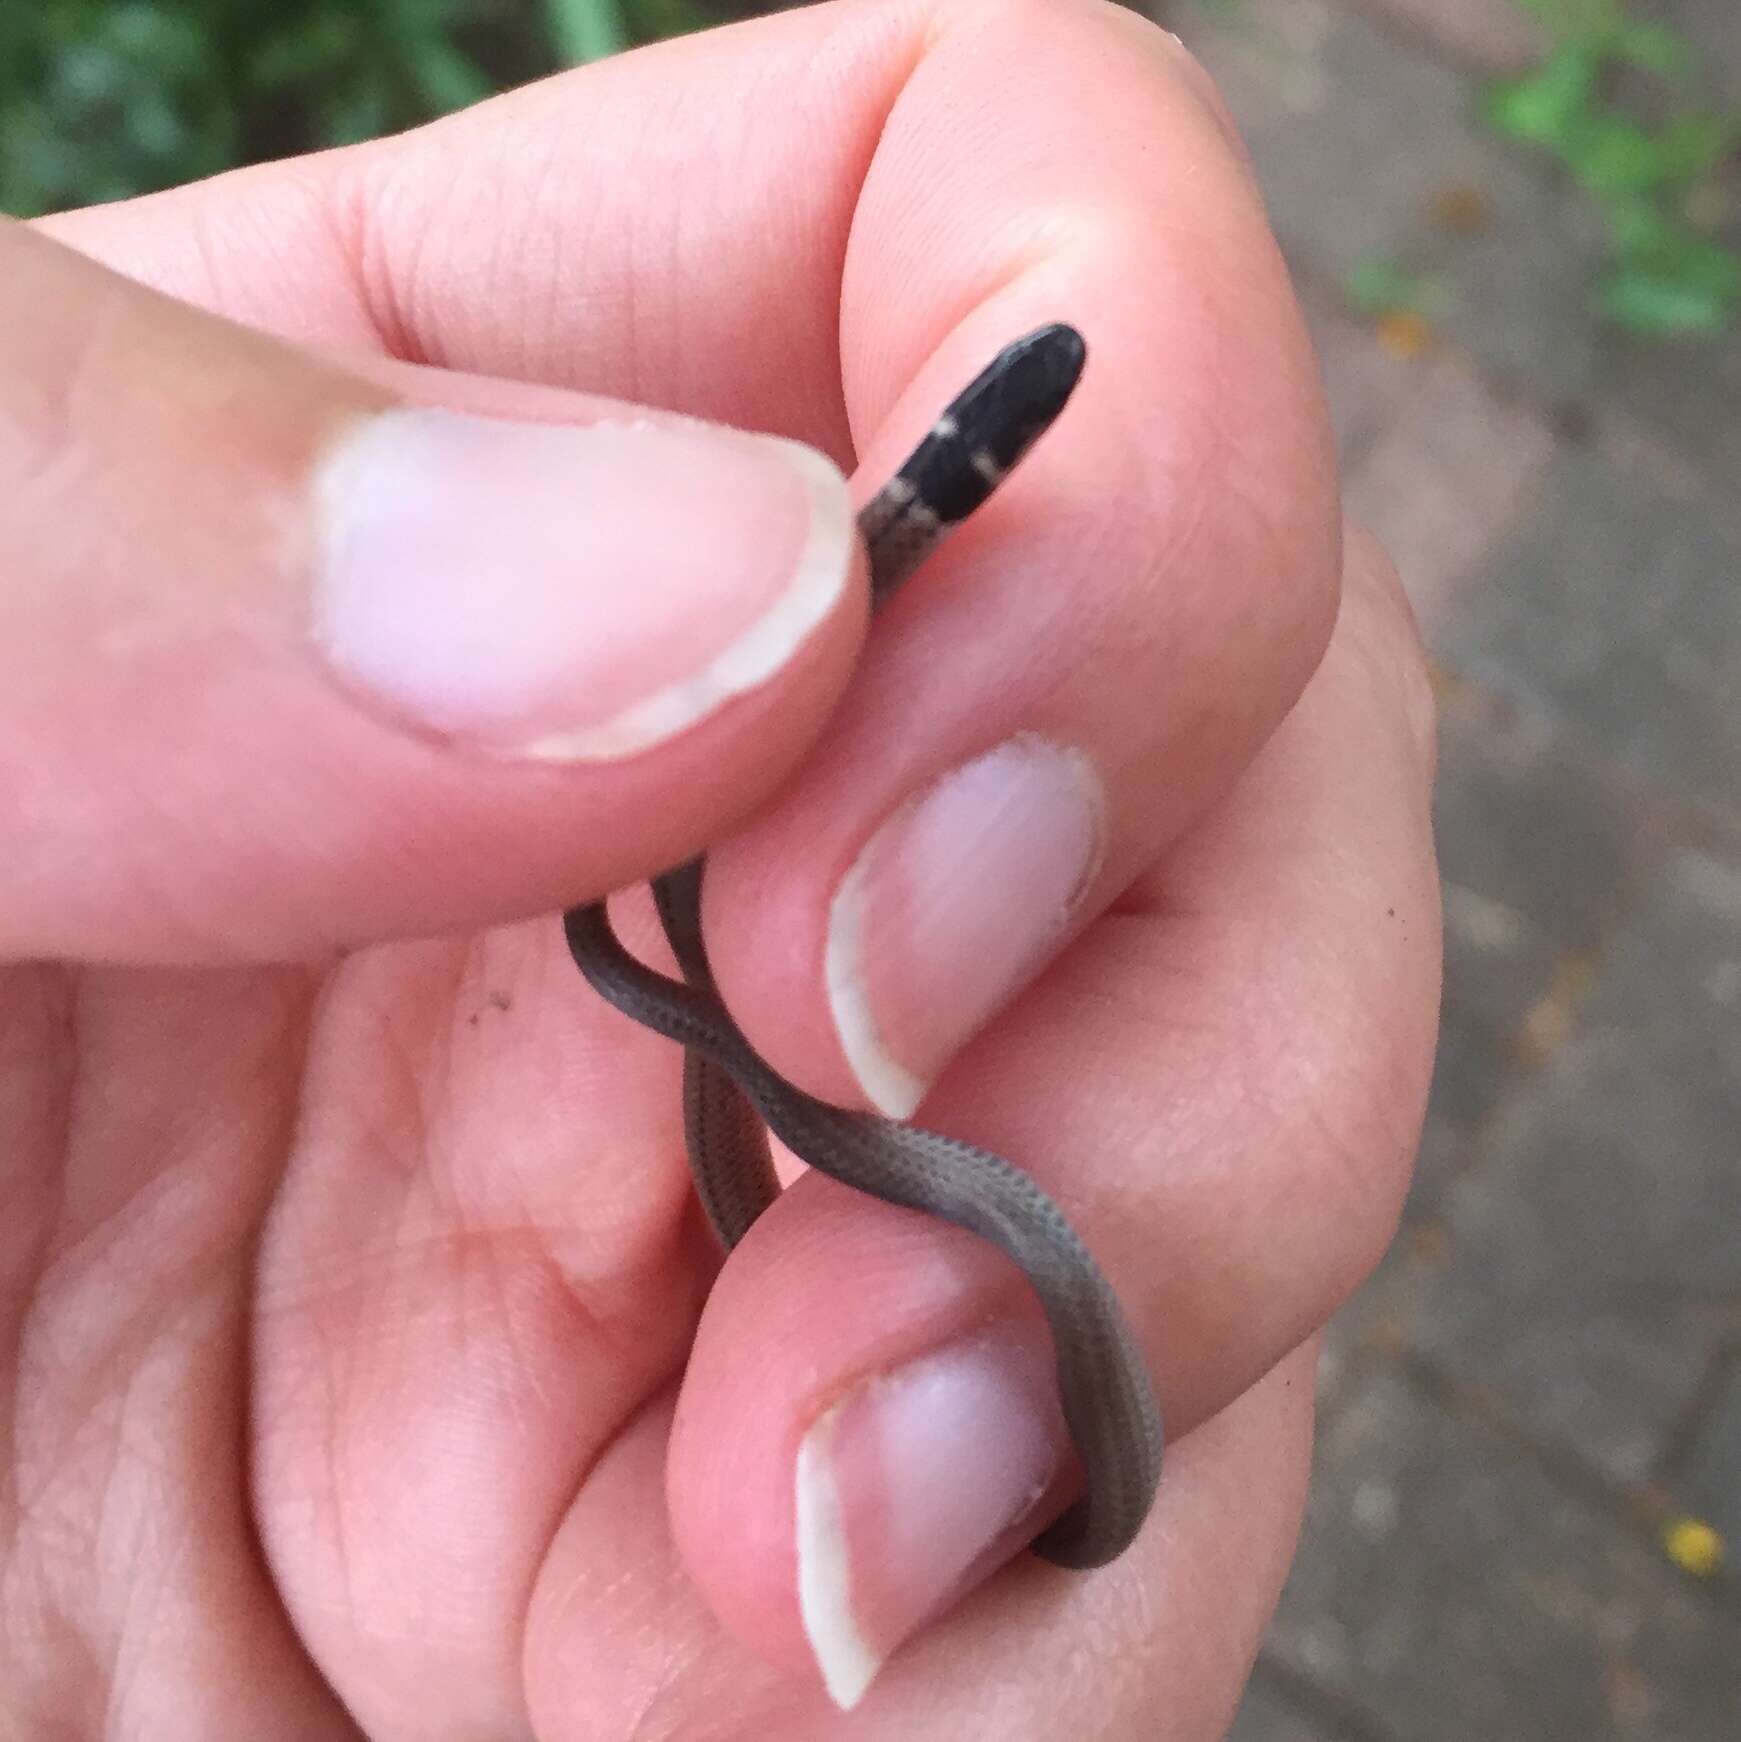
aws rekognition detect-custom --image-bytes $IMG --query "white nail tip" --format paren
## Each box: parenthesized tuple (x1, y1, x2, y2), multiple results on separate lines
(825, 852, 929, 1119)
(516, 439, 853, 761)
(796, 1403, 885, 1711)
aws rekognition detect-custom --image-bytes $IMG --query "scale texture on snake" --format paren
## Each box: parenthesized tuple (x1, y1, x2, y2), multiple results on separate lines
(564, 327, 1163, 1569)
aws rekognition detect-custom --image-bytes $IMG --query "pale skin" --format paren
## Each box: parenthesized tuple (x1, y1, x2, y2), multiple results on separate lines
(1, 1, 1441, 1736)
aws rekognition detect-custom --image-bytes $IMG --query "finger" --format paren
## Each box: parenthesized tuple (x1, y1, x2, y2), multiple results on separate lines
(693, 0, 1340, 1112)
(665, 526, 1437, 1692)
(525, 1343, 1317, 1731)
(250, 911, 721, 1739)
(0, 219, 865, 963)
(37, 4, 1338, 1097)
(0, 960, 368, 1740)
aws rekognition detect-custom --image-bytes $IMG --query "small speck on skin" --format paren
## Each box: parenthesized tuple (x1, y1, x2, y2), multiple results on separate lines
(467, 992, 513, 1027)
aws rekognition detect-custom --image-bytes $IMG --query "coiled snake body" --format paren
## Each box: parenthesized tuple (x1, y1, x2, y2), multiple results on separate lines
(564, 328, 1163, 1568)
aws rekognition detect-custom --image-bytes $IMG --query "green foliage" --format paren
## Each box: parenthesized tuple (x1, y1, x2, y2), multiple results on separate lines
(1484, 0, 1741, 337)
(1505, 0, 1691, 77)
(0, 0, 709, 219)
(1343, 253, 1449, 320)
(545, 0, 632, 62)
(545, 0, 711, 62)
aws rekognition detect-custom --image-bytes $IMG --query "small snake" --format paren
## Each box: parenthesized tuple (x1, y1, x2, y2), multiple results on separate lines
(564, 327, 1163, 1568)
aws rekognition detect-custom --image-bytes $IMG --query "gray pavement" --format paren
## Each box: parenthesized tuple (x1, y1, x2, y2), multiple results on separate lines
(1153, 0, 1741, 1734)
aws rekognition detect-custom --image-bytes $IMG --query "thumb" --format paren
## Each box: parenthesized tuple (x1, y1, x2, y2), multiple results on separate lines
(1, 219, 864, 962)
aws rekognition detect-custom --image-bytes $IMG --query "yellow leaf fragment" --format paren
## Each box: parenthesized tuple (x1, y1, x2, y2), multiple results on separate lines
(1662, 1516, 1724, 1578)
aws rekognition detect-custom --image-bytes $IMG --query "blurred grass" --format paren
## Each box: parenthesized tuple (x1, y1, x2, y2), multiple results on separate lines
(17, 0, 1730, 338)
(1485, 0, 1741, 336)
(0, 0, 710, 218)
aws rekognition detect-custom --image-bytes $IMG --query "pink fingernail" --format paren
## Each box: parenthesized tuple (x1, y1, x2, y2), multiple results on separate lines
(311, 408, 852, 759)
(794, 1334, 1067, 1709)
(826, 736, 1106, 1116)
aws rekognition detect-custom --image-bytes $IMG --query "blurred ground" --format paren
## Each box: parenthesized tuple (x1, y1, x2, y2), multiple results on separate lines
(1151, 2, 1741, 1736)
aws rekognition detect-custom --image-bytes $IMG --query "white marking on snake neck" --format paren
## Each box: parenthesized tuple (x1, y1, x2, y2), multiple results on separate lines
(969, 447, 1005, 485)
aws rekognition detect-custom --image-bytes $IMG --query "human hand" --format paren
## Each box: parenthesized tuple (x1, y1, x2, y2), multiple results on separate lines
(3, 2, 1439, 1735)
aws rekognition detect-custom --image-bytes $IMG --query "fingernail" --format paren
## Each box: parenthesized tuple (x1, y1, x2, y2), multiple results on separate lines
(826, 735, 1106, 1117)
(795, 1334, 1067, 1710)
(311, 408, 853, 759)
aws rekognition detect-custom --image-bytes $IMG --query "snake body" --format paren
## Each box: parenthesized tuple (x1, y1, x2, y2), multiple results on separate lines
(564, 327, 1163, 1568)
